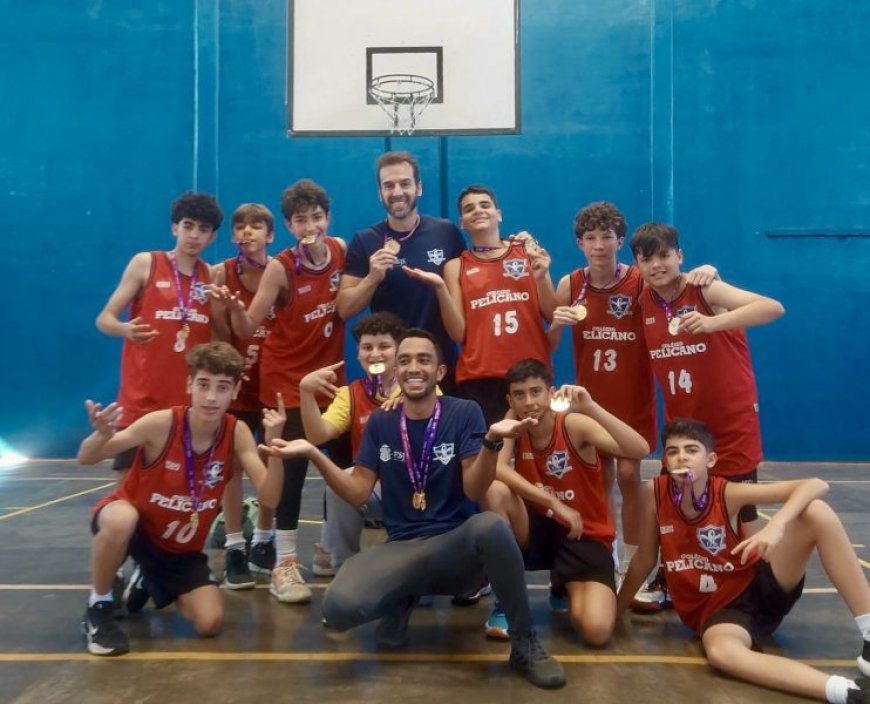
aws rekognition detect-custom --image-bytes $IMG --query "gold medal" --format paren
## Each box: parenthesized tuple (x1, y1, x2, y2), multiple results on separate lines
(174, 333, 187, 353)
(570, 304, 588, 321)
(189, 511, 199, 529)
(668, 316, 682, 336)
(369, 362, 386, 375)
(383, 238, 401, 255)
(549, 397, 570, 412)
(412, 491, 427, 511)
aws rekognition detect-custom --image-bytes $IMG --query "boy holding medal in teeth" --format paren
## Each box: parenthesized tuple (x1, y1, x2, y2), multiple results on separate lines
(617, 419, 870, 704)
(77, 342, 286, 657)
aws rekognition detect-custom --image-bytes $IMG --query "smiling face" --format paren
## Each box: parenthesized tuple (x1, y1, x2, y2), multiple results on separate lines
(287, 204, 330, 245)
(395, 335, 444, 400)
(506, 376, 551, 422)
(459, 191, 502, 237)
(378, 162, 421, 221)
(358, 333, 398, 378)
(635, 247, 683, 292)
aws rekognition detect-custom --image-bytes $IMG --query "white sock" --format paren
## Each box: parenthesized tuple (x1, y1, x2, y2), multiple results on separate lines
(89, 588, 114, 607)
(825, 675, 858, 704)
(253, 528, 273, 545)
(224, 532, 246, 552)
(275, 529, 297, 563)
(611, 536, 620, 569)
(620, 543, 639, 572)
(855, 613, 870, 640)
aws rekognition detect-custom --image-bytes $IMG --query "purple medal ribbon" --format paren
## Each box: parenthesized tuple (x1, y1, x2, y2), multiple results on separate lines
(383, 214, 421, 247)
(399, 400, 442, 507)
(669, 471, 710, 513)
(235, 251, 269, 276)
(572, 261, 621, 307)
(183, 410, 221, 522)
(168, 253, 200, 329)
(471, 241, 504, 253)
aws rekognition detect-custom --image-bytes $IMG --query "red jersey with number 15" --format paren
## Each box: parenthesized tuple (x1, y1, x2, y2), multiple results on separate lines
(639, 284, 762, 477)
(569, 265, 656, 447)
(93, 407, 237, 554)
(457, 243, 550, 382)
(654, 475, 759, 633)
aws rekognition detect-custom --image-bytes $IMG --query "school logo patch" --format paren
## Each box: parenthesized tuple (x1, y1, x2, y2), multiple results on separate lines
(608, 294, 632, 320)
(329, 271, 341, 292)
(675, 304, 697, 318)
(379, 445, 392, 463)
(432, 443, 455, 465)
(502, 258, 529, 280)
(192, 281, 211, 304)
(204, 461, 224, 489)
(697, 524, 726, 556)
(427, 249, 445, 266)
(544, 450, 572, 480)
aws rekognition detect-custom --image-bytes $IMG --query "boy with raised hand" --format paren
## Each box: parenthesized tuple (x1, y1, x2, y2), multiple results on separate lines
(482, 358, 649, 643)
(78, 342, 285, 656)
(617, 419, 870, 704)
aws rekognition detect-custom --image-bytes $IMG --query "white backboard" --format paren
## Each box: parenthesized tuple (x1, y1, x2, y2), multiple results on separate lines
(288, 0, 520, 136)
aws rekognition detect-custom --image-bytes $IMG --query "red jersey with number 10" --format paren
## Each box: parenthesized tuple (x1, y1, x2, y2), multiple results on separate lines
(639, 284, 762, 477)
(457, 243, 550, 382)
(653, 474, 759, 633)
(93, 407, 237, 554)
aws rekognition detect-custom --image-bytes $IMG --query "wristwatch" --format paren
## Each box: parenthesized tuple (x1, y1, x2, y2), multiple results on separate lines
(481, 436, 504, 452)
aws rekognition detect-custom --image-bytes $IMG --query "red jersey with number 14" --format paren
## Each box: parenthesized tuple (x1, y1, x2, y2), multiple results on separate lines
(93, 407, 237, 554)
(457, 243, 550, 382)
(569, 265, 656, 447)
(640, 284, 762, 476)
(654, 475, 759, 633)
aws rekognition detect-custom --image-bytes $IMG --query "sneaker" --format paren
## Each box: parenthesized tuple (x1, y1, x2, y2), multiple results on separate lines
(451, 580, 492, 606)
(123, 565, 149, 614)
(859, 641, 870, 677)
(111, 570, 126, 617)
(631, 567, 672, 613)
(82, 601, 130, 656)
(249, 539, 276, 575)
(485, 601, 510, 640)
(548, 589, 568, 615)
(312, 542, 336, 577)
(375, 596, 417, 649)
(224, 547, 256, 590)
(509, 631, 566, 689)
(270, 556, 312, 603)
(847, 677, 870, 704)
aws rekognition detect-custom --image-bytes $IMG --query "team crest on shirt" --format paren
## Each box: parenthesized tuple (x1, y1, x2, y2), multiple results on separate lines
(204, 461, 225, 489)
(427, 249, 445, 265)
(675, 304, 697, 318)
(192, 282, 211, 304)
(329, 271, 341, 292)
(432, 443, 455, 465)
(544, 451, 572, 480)
(697, 524, 726, 556)
(379, 444, 392, 463)
(502, 258, 529, 280)
(607, 294, 632, 320)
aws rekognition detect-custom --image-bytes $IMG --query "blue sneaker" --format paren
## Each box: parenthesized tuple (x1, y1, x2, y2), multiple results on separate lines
(548, 590, 568, 615)
(485, 601, 510, 640)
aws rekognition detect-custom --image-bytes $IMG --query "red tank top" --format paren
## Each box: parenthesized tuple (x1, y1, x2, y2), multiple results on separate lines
(654, 475, 759, 633)
(117, 252, 212, 426)
(259, 238, 346, 408)
(514, 413, 614, 548)
(456, 243, 551, 382)
(568, 265, 656, 447)
(348, 379, 383, 456)
(94, 407, 237, 554)
(639, 284, 763, 476)
(223, 258, 275, 412)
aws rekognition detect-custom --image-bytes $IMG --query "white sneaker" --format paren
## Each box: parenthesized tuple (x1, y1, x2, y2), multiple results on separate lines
(311, 543, 336, 577)
(270, 556, 312, 603)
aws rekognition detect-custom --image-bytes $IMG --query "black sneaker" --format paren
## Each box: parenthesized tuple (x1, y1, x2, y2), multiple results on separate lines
(860, 640, 870, 677)
(847, 677, 870, 704)
(248, 539, 276, 575)
(509, 631, 566, 689)
(82, 601, 130, 656)
(111, 570, 126, 618)
(375, 596, 418, 649)
(123, 565, 149, 614)
(451, 580, 492, 607)
(224, 547, 256, 590)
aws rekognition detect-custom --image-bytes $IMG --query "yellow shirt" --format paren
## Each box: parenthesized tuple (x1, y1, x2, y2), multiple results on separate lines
(321, 382, 441, 434)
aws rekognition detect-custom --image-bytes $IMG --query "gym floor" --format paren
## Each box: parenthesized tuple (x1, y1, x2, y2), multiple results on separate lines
(0, 460, 866, 704)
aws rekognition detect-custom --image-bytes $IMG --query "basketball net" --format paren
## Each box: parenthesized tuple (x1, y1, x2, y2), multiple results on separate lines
(369, 74, 435, 136)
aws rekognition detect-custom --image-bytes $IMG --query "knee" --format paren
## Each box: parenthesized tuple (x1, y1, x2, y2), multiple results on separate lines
(800, 498, 835, 527)
(322, 583, 361, 629)
(194, 610, 223, 637)
(570, 612, 614, 648)
(471, 511, 512, 545)
(703, 638, 731, 672)
(97, 502, 139, 539)
(481, 481, 513, 515)
(616, 464, 640, 487)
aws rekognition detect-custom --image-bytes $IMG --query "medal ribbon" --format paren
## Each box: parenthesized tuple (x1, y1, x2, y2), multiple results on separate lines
(571, 261, 621, 306)
(399, 400, 442, 500)
(650, 274, 685, 323)
(471, 241, 504, 253)
(383, 213, 421, 247)
(168, 253, 200, 329)
(183, 410, 222, 517)
(235, 251, 269, 276)
(669, 472, 711, 514)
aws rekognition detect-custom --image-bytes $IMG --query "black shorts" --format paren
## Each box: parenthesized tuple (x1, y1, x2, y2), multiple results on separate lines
(111, 440, 138, 472)
(522, 507, 616, 593)
(728, 468, 759, 523)
(455, 378, 510, 427)
(701, 560, 804, 647)
(91, 508, 215, 609)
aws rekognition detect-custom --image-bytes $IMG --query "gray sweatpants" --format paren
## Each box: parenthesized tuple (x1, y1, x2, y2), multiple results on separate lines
(323, 481, 383, 568)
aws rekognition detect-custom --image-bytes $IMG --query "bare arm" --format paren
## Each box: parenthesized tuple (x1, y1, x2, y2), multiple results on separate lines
(677, 279, 785, 335)
(527, 244, 557, 322)
(616, 480, 660, 616)
(77, 403, 169, 464)
(96, 252, 159, 343)
(299, 363, 345, 445)
(335, 245, 398, 319)
(236, 401, 287, 510)
(559, 386, 650, 460)
(547, 275, 574, 352)
(463, 417, 537, 502)
(209, 262, 232, 342)
(227, 259, 287, 338)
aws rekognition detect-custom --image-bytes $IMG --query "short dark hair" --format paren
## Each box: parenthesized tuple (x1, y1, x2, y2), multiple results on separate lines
(377, 151, 420, 184)
(352, 311, 406, 343)
(397, 328, 442, 364)
(661, 418, 715, 452)
(171, 192, 223, 230)
(457, 184, 499, 213)
(231, 203, 275, 233)
(630, 222, 680, 259)
(186, 342, 244, 382)
(574, 201, 626, 239)
(505, 358, 553, 388)
(280, 179, 330, 220)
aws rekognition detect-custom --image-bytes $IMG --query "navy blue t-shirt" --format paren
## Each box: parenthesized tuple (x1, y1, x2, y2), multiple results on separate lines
(354, 396, 485, 541)
(344, 215, 465, 368)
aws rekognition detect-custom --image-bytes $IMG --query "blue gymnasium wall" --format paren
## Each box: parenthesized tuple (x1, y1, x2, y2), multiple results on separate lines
(1, 1, 867, 459)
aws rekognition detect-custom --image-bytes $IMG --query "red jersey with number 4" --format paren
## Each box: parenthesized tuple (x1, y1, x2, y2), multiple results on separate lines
(514, 413, 614, 548)
(569, 265, 656, 447)
(93, 407, 237, 554)
(117, 252, 212, 427)
(259, 238, 346, 409)
(223, 258, 275, 412)
(653, 474, 759, 633)
(639, 284, 762, 477)
(457, 243, 550, 382)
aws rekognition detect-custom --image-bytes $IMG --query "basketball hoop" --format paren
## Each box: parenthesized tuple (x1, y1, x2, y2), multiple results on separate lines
(369, 73, 435, 135)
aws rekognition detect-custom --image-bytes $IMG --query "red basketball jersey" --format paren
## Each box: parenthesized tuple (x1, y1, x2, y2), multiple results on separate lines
(94, 407, 237, 554)
(348, 379, 383, 456)
(223, 258, 275, 412)
(639, 284, 763, 476)
(117, 252, 212, 427)
(514, 413, 614, 548)
(569, 265, 656, 447)
(653, 475, 759, 633)
(259, 238, 346, 408)
(456, 244, 551, 382)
